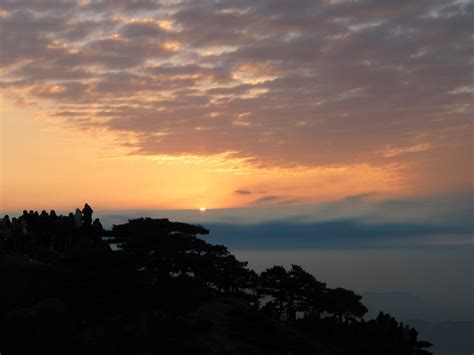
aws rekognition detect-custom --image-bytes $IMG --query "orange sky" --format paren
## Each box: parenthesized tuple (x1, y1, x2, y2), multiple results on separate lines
(1, 97, 412, 211)
(2, 96, 470, 212)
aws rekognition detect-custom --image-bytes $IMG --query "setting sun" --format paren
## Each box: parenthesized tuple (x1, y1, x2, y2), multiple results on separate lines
(199, 207, 207, 212)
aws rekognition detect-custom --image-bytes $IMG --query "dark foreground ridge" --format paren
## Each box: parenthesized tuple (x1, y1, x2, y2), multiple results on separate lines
(0, 205, 433, 355)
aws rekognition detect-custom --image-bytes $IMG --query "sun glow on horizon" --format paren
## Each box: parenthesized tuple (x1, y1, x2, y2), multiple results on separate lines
(0, 96, 467, 212)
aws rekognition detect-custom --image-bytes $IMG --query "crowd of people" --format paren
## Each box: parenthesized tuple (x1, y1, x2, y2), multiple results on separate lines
(376, 311, 420, 346)
(0, 203, 104, 257)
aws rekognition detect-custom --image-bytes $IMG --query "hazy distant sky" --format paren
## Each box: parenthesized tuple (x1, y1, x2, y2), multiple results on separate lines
(93, 194, 473, 305)
(0, 0, 472, 210)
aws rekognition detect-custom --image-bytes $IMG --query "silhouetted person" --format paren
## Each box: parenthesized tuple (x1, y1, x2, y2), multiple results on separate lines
(401, 324, 410, 341)
(39, 210, 50, 247)
(91, 218, 103, 245)
(0, 216, 11, 251)
(74, 209, 83, 228)
(48, 210, 59, 249)
(82, 204, 93, 227)
(10, 218, 20, 251)
(376, 311, 384, 323)
(19, 218, 28, 252)
(64, 213, 76, 253)
(3, 215, 12, 230)
(409, 327, 418, 345)
(67, 212, 75, 225)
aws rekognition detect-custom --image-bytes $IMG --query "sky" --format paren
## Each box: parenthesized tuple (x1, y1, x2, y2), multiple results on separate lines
(0, 0, 473, 212)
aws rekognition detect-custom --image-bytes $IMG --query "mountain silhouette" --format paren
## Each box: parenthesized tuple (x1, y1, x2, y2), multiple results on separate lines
(0, 207, 434, 354)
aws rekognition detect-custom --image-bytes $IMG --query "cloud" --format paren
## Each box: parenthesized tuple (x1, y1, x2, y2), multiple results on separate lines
(252, 195, 281, 205)
(203, 192, 474, 249)
(235, 189, 255, 195)
(343, 193, 376, 203)
(383, 143, 433, 158)
(1, 0, 472, 192)
(274, 199, 301, 206)
(205, 219, 473, 250)
(246, 194, 301, 206)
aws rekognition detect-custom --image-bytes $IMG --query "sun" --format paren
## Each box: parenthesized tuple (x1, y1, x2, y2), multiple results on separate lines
(199, 207, 207, 212)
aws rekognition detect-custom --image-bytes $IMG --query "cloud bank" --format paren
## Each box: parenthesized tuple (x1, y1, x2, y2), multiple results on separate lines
(1, 0, 472, 192)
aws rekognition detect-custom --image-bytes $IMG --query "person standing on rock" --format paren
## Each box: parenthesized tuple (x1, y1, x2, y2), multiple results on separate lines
(82, 203, 93, 227)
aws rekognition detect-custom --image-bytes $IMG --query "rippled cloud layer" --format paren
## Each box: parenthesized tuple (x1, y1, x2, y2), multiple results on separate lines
(1, 0, 472, 193)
